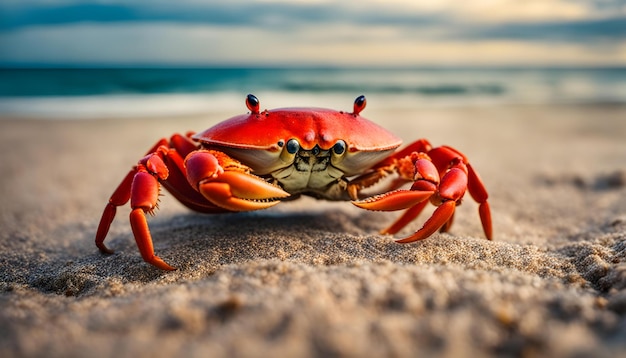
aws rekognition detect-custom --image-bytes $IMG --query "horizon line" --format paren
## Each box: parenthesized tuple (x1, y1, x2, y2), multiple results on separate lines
(2, 62, 625, 70)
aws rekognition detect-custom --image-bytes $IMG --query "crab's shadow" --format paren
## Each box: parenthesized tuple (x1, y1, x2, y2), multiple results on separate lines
(28, 207, 395, 295)
(150, 208, 386, 264)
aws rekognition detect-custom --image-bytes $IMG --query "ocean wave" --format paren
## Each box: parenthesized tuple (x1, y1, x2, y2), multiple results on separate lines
(281, 82, 506, 96)
(0, 93, 243, 119)
(1, 67, 624, 119)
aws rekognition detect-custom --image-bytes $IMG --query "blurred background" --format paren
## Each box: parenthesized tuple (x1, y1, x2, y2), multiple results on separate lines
(0, 0, 624, 119)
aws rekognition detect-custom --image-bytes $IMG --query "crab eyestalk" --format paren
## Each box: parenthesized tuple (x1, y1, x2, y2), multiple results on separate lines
(246, 94, 260, 114)
(353, 95, 366, 115)
(329, 140, 348, 167)
(277, 138, 300, 163)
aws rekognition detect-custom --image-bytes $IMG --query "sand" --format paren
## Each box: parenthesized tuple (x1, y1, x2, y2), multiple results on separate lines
(1, 104, 625, 357)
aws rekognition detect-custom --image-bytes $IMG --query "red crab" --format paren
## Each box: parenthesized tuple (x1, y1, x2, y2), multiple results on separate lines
(96, 95, 492, 270)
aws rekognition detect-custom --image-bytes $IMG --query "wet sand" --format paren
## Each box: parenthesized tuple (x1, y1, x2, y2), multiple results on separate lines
(1, 104, 625, 357)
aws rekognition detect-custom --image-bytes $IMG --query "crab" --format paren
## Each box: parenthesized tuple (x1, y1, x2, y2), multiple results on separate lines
(95, 94, 492, 270)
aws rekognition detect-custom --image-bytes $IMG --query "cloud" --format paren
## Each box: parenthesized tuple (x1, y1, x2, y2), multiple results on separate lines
(459, 16, 626, 42)
(0, 0, 624, 66)
(2, 22, 623, 67)
(0, 1, 444, 31)
(0, 4, 137, 30)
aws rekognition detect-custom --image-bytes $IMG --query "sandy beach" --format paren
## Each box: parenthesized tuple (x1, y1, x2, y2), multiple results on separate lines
(1, 104, 625, 357)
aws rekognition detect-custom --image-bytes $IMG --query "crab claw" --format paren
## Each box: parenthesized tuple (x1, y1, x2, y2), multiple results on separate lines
(185, 150, 289, 212)
(198, 171, 290, 211)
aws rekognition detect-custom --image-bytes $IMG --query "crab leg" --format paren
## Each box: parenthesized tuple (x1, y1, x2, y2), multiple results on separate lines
(353, 153, 439, 208)
(96, 133, 291, 270)
(354, 154, 459, 241)
(95, 135, 221, 270)
(96, 136, 291, 270)
(127, 160, 176, 271)
(352, 140, 492, 243)
(396, 162, 468, 243)
(95, 138, 169, 256)
(468, 163, 492, 240)
(95, 146, 176, 270)
(351, 190, 433, 212)
(429, 146, 492, 240)
(380, 200, 429, 235)
(95, 169, 136, 255)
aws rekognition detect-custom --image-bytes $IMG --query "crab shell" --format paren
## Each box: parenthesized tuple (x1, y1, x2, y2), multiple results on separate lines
(192, 96, 403, 177)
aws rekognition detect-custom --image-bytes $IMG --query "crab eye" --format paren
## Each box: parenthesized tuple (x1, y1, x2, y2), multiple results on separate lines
(246, 94, 260, 113)
(332, 140, 346, 155)
(286, 139, 300, 154)
(353, 95, 366, 115)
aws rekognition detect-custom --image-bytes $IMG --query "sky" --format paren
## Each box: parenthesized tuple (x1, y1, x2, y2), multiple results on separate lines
(0, 0, 624, 67)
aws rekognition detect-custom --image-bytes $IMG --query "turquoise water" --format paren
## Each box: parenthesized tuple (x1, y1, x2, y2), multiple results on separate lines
(1, 67, 624, 118)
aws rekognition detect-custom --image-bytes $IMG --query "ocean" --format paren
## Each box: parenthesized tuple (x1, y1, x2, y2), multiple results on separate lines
(0, 67, 624, 119)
